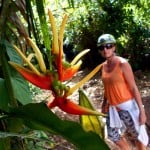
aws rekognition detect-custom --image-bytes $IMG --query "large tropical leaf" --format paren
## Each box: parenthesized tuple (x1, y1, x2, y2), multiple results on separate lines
(3, 103, 110, 150)
(0, 40, 32, 106)
(79, 89, 105, 139)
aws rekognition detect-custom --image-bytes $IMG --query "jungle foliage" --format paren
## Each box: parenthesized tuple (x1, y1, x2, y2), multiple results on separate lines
(0, 0, 149, 149)
(0, 0, 150, 69)
(62, 0, 150, 70)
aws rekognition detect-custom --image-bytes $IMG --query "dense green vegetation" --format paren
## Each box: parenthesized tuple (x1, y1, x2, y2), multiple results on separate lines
(0, 0, 149, 149)
(62, 0, 150, 70)
(1, 0, 150, 70)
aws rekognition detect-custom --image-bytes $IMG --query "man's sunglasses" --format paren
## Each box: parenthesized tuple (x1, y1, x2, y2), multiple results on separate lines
(98, 43, 114, 51)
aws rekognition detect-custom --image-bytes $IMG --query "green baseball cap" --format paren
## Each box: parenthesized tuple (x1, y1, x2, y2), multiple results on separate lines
(97, 34, 116, 47)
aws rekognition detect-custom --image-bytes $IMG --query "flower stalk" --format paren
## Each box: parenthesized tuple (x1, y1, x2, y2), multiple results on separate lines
(9, 9, 103, 116)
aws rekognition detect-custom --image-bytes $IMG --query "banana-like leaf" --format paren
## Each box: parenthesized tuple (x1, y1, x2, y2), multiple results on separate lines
(79, 89, 105, 139)
(2, 103, 109, 150)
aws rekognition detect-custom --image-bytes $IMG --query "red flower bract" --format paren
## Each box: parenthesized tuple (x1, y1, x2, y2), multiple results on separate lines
(10, 63, 53, 90)
(47, 96, 102, 115)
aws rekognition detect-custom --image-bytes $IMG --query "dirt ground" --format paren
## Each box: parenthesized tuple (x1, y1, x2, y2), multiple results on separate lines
(34, 69, 150, 150)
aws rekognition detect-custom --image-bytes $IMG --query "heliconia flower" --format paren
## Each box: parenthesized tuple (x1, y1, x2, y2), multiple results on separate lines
(66, 64, 102, 96)
(48, 9, 59, 55)
(9, 62, 53, 90)
(9, 37, 54, 89)
(58, 49, 90, 81)
(47, 96, 103, 116)
(70, 49, 90, 66)
(61, 60, 82, 81)
(9, 9, 102, 116)
(60, 49, 90, 81)
(12, 44, 41, 76)
(26, 37, 47, 73)
(48, 8, 90, 81)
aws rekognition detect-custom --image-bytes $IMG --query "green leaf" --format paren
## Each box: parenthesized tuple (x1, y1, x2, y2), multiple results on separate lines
(4, 40, 22, 64)
(0, 138, 10, 150)
(5, 103, 109, 150)
(79, 89, 105, 139)
(10, 69, 32, 105)
(67, 0, 74, 8)
(0, 130, 53, 150)
(0, 130, 50, 142)
(0, 40, 32, 105)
